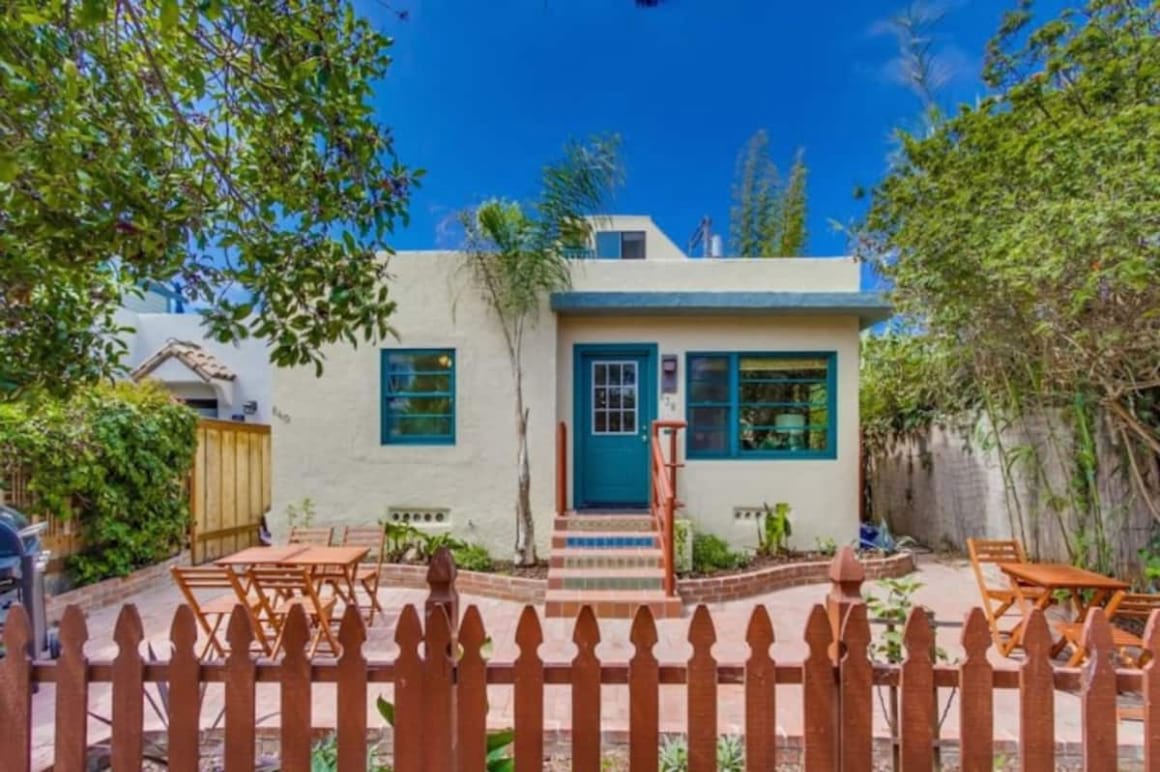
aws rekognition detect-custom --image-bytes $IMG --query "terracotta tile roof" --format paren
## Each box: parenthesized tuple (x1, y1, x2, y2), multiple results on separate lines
(130, 339, 237, 383)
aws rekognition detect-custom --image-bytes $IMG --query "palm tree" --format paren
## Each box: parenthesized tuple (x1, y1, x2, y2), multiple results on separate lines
(461, 136, 622, 565)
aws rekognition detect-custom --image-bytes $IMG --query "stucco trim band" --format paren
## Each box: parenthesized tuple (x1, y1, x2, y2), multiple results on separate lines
(550, 291, 892, 328)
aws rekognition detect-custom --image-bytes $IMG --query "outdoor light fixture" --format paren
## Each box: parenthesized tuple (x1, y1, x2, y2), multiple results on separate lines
(243, 400, 258, 415)
(661, 355, 678, 394)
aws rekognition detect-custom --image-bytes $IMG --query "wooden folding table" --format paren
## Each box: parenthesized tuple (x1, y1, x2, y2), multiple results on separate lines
(999, 562, 1128, 654)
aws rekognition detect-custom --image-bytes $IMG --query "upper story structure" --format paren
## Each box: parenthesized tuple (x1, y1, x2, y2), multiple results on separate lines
(271, 215, 889, 558)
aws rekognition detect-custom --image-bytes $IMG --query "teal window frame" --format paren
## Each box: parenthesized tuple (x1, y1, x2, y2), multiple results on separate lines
(594, 230, 646, 260)
(381, 348, 456, 445)
(685, 351, 837, 460)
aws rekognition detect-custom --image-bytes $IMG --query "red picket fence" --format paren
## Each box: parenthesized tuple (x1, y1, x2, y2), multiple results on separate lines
(3, 548, 1160, 771)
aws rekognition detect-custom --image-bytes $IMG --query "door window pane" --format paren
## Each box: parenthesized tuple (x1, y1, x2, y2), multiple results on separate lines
(592, 360, 639, 435)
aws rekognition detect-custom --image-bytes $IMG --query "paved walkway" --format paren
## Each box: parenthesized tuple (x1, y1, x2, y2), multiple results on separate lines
(28, 557, 1145, 768)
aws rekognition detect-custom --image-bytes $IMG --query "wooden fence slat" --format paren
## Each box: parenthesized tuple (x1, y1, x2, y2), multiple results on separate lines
(514, 605, 544, 772)
(1081, 609, 1117, 769)
(687, 604, 717, 772)
(457, 606, 489, 772)
(571, 606, 602, 772)
(839, 603, 873, 772)
(1019, 609, 1055, 772)
(168, 605, 201, 772)
(190, 423, 207, 563)
(111, 604, 145, 770)
(1144, 611, 1160, 772)
(337, 605, 369, 772)
(0, 605, 33, 772)
(802, 604, 837, 772)
(629, 606, 660, 772)
(279, 605, 312, 772)
(54, 606, 89, 772)
(958, 608, 993, 772)
(424, 603, 456, 772)
(900, 609, 935, 772)
(224, 605, 256, 770)
(393, 605, 425, 772)
(745, 605, 776, 771)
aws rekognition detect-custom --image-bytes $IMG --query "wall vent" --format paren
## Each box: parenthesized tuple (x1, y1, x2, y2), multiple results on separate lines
(733, 506, 764, 521)
(388, 507, 450, 525)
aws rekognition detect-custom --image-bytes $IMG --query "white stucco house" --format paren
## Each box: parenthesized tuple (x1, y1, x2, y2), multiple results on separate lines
(270, 216, 890, 565)
(115, 283, 271, 423)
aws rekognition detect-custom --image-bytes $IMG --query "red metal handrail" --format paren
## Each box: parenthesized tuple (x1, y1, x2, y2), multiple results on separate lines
(556, 421, 568, 518)
(650, 419, 686, 597)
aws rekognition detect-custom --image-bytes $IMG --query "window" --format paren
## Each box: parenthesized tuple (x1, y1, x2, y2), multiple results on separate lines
(381, 349, 455, 444)
(686, 352, 835, 459)
(182, 398, 219, 418)
(591, 360, 638, 434)
(594, 230, 646, 260)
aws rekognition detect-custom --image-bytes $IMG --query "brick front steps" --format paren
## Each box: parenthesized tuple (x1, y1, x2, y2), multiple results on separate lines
(546, 513, 683, 619)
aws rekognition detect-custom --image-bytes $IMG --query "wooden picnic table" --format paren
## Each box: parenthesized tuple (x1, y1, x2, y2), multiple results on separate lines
(999, 562, 1128, 654)
(215, 544, 368, 601)
(214, 544, 308, 566)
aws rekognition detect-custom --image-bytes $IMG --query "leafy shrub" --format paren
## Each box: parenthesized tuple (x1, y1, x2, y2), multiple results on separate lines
(0, 381, 197, 585)
(757, 502, 792, 556)
(658, 734, 744, 772)
(691, 533, 745, 574)
(308, 733, 389, 772)
(285, 497, 317, 529)
(453, 542, 494, 572)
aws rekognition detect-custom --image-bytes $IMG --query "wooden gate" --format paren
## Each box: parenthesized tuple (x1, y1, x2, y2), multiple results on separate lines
(189, 419, 271, 564)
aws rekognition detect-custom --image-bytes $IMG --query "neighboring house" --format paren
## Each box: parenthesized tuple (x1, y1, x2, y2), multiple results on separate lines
(115, 285, 271, 423)
(271, 216, 890, 559)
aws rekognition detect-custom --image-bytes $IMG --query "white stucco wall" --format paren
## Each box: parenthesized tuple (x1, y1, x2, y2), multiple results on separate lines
(556, 315, 861, 551)
(115, 309, 272, 423)
(270, 243, 867, 557)
(270, 252, 558, 557)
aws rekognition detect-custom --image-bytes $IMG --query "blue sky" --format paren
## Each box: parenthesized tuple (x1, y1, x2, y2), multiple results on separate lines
(366, 0, 1067, 271)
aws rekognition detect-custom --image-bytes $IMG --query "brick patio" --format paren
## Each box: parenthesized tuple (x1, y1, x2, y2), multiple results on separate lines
(27, 556, 1146, 769)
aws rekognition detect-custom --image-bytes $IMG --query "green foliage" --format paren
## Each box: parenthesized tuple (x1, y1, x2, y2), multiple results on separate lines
(673, 518, 693, 574)
(859, 331, 966, 458)
(859, 1, 1160, 538)
(308, 733, 389, 772)
(658, 734, 744, 772)
(285, 498, 317, 529)
(460, 136, 623, 566)
(728, 130, 809, 257)
(0, 0, 420, 397)
(814, 536, 838, 557)
(757, 502, 792, 556)
(378, 518, 493, 571)
(691, 532, 746, 574)
(453, 542, 494, 572)
(0, 381, 197, 585)
(865, 576, 946, 664)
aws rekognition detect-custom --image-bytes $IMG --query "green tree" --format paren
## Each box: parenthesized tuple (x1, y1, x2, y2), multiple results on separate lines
(0, 0, 419, 398)
(859, 1, 1160, 527)
(461, 137, 622, 565)
(776, 149, 808, 256)
(728, 130, 809, 257)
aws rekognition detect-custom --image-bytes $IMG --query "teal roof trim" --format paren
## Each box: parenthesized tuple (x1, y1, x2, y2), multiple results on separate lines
(549, 291, 892, 328)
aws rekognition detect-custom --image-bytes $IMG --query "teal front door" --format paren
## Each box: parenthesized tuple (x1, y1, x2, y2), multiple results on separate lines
(575, 345, 657, 509)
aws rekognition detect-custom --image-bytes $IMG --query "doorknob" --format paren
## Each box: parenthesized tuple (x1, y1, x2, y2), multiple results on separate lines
(640, 433, 648, 443)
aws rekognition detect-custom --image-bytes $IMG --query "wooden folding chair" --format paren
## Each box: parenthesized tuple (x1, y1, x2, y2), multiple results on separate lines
(288, 526, 334, 546)
(247, 565, 340, 657)
(1057, 591, 1160, 667)
(341, 525, 387, 624)
(967, 538, 1048, 655)
(171, 565, 271, 659)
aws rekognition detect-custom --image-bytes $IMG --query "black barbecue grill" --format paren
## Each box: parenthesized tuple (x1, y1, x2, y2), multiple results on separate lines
(0, 504, 53, 659)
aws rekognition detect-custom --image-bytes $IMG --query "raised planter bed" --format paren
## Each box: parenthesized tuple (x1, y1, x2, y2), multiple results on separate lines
(676, 551, 916, 605)
(379, 552, 915, 607)
(45, 551, 188, 621)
